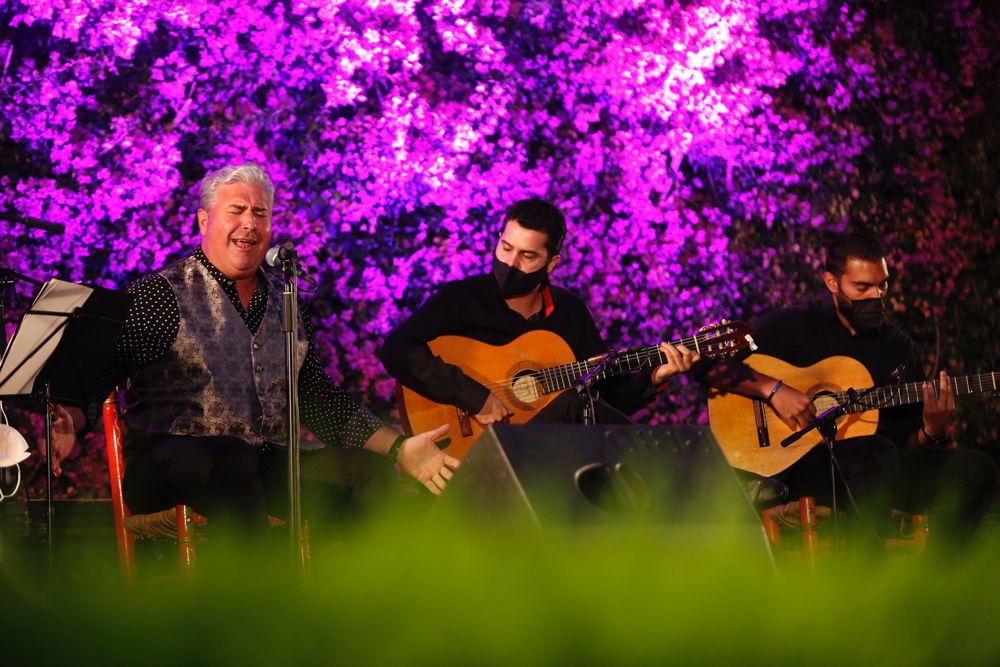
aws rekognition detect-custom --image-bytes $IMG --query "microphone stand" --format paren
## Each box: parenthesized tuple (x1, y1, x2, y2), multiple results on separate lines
(1, 267, 45, 353)
(1, 295, 127, 565)
(277, 250, 304, 565)
(781, 385, 879, 552)
(0, 269, 39, 494)
(573, 349, 626, 425)
(0, 305, 80, 560)
(1, 269, 14, 354)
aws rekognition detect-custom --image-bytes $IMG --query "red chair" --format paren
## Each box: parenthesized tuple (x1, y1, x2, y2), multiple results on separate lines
(102, 392, 201, 580)
(102, 392, 309, 579)
(761, 497, 928, 568)
(761, 497, 831, 570)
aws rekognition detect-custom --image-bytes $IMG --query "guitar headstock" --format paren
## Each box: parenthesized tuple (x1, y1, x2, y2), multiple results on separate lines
(696, 319, 757, 359)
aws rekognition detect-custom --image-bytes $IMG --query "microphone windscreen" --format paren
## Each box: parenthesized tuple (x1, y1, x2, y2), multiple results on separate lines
(265, 246, 281, 267)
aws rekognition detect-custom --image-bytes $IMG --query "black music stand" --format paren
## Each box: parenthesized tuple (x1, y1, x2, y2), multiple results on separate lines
(0, 278, 130, 559)
(0, 268, 43, 492)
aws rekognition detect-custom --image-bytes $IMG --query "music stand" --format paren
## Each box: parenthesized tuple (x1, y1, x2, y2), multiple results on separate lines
(0, 278, 130, 559)
(1, 268, 43, 493)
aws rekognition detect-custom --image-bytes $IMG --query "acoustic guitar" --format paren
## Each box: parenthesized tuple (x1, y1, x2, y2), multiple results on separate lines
(707, 354, 999, 476)
(399, 321, 756, 460)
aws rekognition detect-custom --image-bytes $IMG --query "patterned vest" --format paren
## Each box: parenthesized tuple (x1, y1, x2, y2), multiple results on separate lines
(124, 256, 308, 446)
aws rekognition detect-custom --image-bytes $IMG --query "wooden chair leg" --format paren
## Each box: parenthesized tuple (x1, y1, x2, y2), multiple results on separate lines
(911, 514, 928, 551)
(799, 497, 819, 569)
(103, 393, 136, 581)
(112, 516, 137, 582)
(176, 505, 197, 572)
(761, 509, 782, 548)
(298, 520, 312, 572)
(886, 510, 930, 553)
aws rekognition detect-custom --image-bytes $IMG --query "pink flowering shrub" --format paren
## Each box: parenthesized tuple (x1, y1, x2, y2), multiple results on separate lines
(0, 0, 996, 497)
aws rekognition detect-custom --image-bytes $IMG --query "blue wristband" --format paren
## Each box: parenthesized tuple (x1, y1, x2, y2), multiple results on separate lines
(766, 380, 783, 404)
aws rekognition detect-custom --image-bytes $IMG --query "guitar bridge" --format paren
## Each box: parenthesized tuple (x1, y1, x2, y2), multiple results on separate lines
(752, 399, 771, 448)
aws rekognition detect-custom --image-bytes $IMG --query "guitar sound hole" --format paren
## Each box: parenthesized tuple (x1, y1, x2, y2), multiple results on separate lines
(813, 392, 843, 424)
(812, 393, 842, 416)
(510, 372, 542, 403)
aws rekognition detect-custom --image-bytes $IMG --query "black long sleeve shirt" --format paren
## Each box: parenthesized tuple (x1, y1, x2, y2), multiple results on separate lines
(378, 273, 658, 417)
(698, 299, 924, 448)
(94, 248, 382, 448)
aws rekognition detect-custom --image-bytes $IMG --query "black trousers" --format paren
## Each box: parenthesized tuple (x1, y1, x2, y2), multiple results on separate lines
(776, 435, 898, 515)
(895, 446, 998, 543)
(122, 435, 400, 534)
(776, 434, 998, 543)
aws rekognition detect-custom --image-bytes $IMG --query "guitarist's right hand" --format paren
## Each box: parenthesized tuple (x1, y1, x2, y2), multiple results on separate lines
(475, 393, 512, 425)
(770, 384, 816, 431)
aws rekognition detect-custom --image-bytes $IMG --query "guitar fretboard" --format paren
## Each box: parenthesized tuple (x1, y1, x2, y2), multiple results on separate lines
(833, 372, 999, 412)
(535, 332, 723, 394)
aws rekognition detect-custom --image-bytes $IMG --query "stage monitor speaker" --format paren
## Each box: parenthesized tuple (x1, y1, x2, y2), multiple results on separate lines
(437, 424, 769, 552)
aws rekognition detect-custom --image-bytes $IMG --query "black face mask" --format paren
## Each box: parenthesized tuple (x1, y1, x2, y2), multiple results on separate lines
(836, 291, 885, 334)
(493, 254, 548, 298)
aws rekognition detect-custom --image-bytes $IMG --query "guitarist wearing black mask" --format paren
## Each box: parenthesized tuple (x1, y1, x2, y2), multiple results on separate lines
(701, 231, 998, 545)
(378, 199, 704, 458)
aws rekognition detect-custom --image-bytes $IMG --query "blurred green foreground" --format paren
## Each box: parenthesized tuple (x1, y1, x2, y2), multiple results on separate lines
(3, 496, 1000, 667)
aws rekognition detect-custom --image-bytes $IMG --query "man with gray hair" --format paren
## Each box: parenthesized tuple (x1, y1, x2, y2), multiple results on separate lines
(53, 162, 457, 534)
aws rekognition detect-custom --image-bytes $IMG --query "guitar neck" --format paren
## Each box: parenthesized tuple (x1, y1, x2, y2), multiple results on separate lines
(540, 333, 703, 394)
(833, 372, 999, 412)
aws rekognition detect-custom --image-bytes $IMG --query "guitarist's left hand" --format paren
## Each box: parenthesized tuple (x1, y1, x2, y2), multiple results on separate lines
(921, 370, 955, 442)
(651, 343, 700, 387)
(397, 423, 461, 496)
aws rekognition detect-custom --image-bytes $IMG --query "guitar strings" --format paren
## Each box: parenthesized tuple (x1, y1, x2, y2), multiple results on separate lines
(475, 344, 666, 393)
(473, 330, 736, 395)
(826, 371, 998, 412)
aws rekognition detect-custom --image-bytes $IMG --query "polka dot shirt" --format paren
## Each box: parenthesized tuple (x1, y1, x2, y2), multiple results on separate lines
(97, 247, 383, 448)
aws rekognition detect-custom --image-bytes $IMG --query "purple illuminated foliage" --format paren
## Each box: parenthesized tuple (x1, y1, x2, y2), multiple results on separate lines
(0, 0, 996, 497)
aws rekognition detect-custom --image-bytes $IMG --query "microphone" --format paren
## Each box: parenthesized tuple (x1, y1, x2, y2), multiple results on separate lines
(265, 242, 297, 267)
(781, 403, 843, 448)
(265, 243, 317, 290)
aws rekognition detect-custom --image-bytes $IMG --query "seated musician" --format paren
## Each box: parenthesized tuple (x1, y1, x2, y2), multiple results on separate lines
(378, 198, 700, 438)
(48, 162, 458, 536)
(699, 230, 997, 543)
